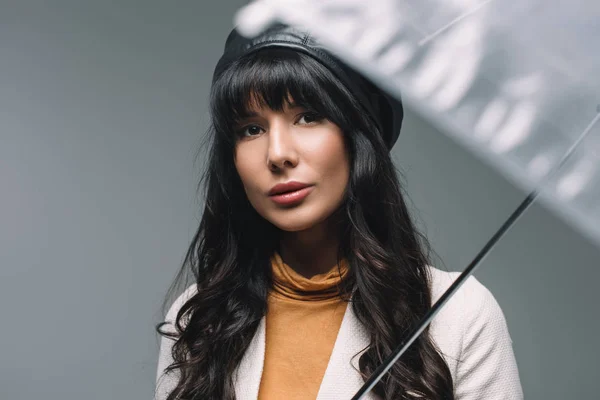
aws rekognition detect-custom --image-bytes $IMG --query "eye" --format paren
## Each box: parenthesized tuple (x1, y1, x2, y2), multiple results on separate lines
(237, 124, 264, 138)
(297, 112, 325, 125)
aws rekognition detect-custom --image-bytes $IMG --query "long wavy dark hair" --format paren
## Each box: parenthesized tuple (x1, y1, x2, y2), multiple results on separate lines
(156, 48, 454, 399)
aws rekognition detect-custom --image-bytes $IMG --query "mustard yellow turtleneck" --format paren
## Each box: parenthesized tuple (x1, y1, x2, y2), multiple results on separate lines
(257, 252, 349, 400)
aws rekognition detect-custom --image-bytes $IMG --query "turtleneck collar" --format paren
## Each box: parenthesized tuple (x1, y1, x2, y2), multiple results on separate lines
(269, 252, 349, 301)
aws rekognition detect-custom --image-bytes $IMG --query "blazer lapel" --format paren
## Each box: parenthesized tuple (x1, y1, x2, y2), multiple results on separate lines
(234, 318, 266, 400)
(233, 304, 377, 400)
(316, 303, 378, 400)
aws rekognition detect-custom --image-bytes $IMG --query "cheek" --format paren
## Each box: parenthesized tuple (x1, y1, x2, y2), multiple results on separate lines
(234, 150, 262, 201)
(318, 135, 350, 183)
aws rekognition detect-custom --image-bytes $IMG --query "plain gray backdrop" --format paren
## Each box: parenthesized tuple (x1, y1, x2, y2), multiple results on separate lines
(1, 1, 598, 399)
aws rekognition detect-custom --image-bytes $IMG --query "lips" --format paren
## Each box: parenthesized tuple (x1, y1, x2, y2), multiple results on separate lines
(268, 181, 312, 196)
(268, 185, 314, 206)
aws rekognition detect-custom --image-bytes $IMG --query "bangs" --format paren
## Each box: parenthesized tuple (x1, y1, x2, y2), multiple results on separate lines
(210, 48, 351, 140)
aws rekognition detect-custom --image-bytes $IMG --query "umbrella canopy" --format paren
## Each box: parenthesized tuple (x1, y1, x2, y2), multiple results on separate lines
(234, 1, 600, 398)
(235, 0, 600, 248)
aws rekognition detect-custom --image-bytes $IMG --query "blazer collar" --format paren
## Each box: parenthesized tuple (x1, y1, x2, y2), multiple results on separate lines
(233, 302, 378, 400)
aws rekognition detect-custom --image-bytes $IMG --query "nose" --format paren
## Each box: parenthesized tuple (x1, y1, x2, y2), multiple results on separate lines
(267, 120, 299, 171)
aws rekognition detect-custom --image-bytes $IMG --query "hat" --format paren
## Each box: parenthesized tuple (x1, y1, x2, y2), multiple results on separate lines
(212, 23, 404, 150)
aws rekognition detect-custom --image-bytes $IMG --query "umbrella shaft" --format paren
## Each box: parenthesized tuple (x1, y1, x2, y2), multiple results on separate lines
(351, 191, 537, 400)
(353, 110, 600, 399)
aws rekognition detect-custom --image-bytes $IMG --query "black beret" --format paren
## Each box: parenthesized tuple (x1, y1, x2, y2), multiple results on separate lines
(212, 23, 404, 150)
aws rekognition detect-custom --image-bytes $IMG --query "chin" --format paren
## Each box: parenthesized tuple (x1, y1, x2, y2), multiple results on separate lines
(261, 206, 330, 233)
(269, 216, 320, 232)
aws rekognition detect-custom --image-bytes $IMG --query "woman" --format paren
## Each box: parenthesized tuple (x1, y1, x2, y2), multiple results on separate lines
(155, 23, 523, 400)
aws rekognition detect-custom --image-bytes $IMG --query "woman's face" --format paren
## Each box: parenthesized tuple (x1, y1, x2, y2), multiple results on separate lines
(233, 99, 350, 233)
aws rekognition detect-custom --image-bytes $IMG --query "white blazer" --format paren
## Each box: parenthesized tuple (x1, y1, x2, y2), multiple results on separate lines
(155, 267, 523, 399)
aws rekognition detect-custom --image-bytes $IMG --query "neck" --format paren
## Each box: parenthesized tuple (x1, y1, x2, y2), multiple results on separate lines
(278, 211, 344, 279)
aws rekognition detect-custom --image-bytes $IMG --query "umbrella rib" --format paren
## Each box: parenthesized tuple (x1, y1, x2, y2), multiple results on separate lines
(554, 111, 600, 172)
(351, 109, 600, 400)
(418, 0, 495, 46)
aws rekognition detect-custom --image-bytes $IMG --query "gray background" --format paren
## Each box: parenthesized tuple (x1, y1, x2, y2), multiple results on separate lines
(1, 1, 598, 399)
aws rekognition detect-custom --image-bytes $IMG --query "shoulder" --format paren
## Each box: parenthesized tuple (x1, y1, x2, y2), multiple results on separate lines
(426, 266, 508, 335)
(161, 283, 199, 335)
(155, 283, 199, 400)
(427, 266, 495, 308)
(426, 265, 511, 347)
(168, 283, 199, 317)
(426, 266, 523, 399)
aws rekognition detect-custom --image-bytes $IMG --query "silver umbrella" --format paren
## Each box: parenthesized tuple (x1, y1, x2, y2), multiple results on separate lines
(234, 0, 600, 397)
